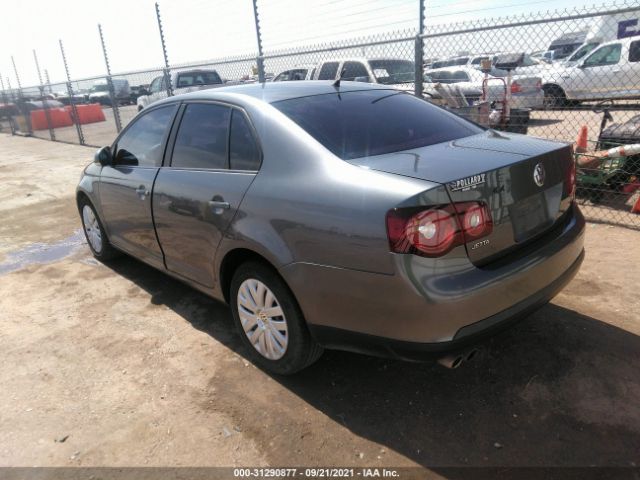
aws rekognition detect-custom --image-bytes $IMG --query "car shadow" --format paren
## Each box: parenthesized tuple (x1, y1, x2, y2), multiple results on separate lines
(103, 255, 640, 472)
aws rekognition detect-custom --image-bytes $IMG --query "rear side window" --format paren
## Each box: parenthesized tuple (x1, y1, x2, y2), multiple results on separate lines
(229, 110, 261, 171)
(114, 104, 177, 167)
(630, 40, 640, 62)
(318, 62, 339, 80)
(172, 103, 230, 169)
(342, 62, 369, 81)
(273, 90, 482, 160)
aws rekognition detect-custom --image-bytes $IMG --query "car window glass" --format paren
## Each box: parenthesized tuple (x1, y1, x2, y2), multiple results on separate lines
(172, 103, 231, 170)
(273, 90, 482, 160)
(629, 41, 640, 62)
(583, 44, 622, 67)
(229, 110, 261, 171)
(149, 77, 161, 93)
(176, 72, 222, 87)
(452, 71, 470, 82)
(274, 71, 291, 81)
(115, 104, 177, 167)
(341, 62, 369, 81)
(318, 62, 339, 80)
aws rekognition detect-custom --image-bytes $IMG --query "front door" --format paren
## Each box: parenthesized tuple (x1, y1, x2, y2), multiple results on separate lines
(571, 42, 623, 98)
(99, 104, 178, 266)
(153, 103, 261, 287)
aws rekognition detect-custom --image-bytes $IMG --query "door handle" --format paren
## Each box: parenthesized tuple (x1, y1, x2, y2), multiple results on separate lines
(135, 186, 150, 199)
(208, 200, 230, 215)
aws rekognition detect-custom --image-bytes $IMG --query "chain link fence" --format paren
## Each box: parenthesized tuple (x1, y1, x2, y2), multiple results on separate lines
(1, 0, 639, 229)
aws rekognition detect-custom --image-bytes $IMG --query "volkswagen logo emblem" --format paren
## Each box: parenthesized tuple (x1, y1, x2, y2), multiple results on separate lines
(533, 163, 545, 187)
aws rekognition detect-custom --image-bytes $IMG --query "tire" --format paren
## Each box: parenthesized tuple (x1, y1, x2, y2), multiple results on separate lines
(79, 197, 120, 261)
(230, 261, 323, 375)
(543, 85, 568, 109)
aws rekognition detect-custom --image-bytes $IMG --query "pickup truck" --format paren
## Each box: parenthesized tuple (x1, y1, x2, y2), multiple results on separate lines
(136, 69, 224, 111)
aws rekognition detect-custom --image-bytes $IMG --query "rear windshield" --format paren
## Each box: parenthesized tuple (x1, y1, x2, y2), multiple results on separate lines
(176, 71, 222, 87)
(272, 90, 482, 160)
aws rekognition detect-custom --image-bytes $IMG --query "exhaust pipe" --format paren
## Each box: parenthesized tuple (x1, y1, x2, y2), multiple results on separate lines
(437, 348, 480, 369)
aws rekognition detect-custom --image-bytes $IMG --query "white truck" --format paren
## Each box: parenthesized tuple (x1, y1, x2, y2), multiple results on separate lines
(136, 69, 224, 111)
(546, 10, 640, 63)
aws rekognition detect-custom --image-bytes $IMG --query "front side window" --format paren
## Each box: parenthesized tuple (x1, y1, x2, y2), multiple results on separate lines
(172, 103, 231, 170)
(149, 77, 162, 93)
(583, 44, 622, 67)
(229, 110, 261, 171)
(318, 62, 339, 80)
(273, 90, 482, 160)
(114, 104, 177, 167)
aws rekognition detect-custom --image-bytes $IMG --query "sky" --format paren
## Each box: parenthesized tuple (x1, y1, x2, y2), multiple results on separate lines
(0, 0, 619, 88)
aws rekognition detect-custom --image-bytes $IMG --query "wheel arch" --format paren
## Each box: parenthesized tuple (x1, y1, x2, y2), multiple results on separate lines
(218, 248, 284, 304)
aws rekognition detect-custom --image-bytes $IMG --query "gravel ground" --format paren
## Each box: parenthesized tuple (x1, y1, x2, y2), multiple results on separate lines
(0, 134, 639, 472)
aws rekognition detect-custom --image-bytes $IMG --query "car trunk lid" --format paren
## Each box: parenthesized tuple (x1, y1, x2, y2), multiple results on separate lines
(349, 131, 573, 264)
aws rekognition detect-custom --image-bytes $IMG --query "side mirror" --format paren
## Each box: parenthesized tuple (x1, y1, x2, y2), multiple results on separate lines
(95, 146, 112, 166)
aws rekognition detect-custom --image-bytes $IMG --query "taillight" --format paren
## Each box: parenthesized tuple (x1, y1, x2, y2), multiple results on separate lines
(386, 202, 493, 258)
(535, 79, 542, 90)
(565, 157, 577, 199)
(510, 81, 522, 94)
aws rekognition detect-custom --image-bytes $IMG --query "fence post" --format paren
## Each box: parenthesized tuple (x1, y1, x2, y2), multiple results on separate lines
(5, 76, 16, 134)
(33, 49, 56, 141)
(44, 69, 52, 95)
(155, 3, 173, 97)
(98, 24, 122, 133)
(414, 0, 425, 98)
(0, 74, 15, 135)
(12, 55, 32, 135)
(59, 39, 85, 145)
(251, 0, 265, 83)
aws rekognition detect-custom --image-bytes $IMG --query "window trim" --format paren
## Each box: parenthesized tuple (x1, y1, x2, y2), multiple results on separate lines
(110, 102, 180, 169)
(165, 99, 263, 173)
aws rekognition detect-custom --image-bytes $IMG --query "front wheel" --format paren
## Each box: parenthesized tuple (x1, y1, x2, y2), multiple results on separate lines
(230, 261, 323, 375)
(79, 199, 120, 261)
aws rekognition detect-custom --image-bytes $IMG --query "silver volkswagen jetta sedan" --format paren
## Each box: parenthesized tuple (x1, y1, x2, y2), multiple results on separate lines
(77, 81, 584, 374)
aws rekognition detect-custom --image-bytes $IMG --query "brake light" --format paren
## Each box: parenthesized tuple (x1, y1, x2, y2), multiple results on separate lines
(386, 202, 493, 258)
(510, 81, 522, 94)
(565, 156, 577, 199)
(535, 79, 542, 90)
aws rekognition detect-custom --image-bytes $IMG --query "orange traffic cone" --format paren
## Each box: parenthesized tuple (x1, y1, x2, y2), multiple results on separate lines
(575, 125, 588, 153)
(632, 194, 640, 214)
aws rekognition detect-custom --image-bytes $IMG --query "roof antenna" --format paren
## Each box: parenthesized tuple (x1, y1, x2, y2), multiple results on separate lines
(333, 68, 346, 88)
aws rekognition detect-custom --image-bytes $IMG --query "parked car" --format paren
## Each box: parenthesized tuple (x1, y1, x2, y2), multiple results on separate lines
(136, 69, 224, 111)
(272, 65, 315, 81)
(311, 57, 415, 86)
(425, 66, 544, 109)
(539, 36, 640, 106)
(88, 79, 131, 106)
(77, 81, 584, 374)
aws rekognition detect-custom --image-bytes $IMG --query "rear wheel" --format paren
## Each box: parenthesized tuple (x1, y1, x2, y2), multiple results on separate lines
(79, 198, 119, 261)
(543, 85, 568, 109)
(230, 261, 323, 375)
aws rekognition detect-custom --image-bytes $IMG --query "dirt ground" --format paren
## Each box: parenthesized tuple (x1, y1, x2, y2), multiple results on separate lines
(0, 134, 639, 473)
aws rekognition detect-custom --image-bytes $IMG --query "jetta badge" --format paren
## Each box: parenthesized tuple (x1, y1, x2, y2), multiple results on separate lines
(533, 163, 545, 187)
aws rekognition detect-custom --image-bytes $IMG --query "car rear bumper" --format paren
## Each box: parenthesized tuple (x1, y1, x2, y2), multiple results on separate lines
(280, 203, 585, 359)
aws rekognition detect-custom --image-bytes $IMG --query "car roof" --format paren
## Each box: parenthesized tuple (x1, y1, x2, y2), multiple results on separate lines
(595, 36, 639, 47)
(153, 80, 394, 105)
(426, 66, 478, 73)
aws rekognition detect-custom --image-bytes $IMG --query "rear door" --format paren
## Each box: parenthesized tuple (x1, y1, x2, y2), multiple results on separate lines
(99, 103, 178, 266)
(153, 102, 260, 287)
(571, 43, 623, 98)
